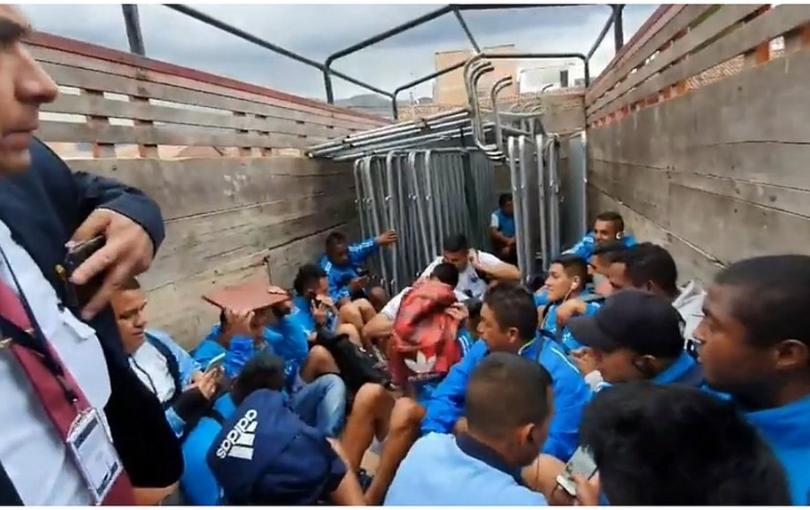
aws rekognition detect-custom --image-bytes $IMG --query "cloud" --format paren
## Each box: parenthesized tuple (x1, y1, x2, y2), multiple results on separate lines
(21, 4, 658, 101)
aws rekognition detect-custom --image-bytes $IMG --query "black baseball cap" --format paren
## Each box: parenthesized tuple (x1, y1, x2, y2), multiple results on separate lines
(569, 289, 684, 358)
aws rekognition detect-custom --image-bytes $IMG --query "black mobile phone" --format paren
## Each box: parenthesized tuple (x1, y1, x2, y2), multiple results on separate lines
(356, 268, 370, 278)
(57, 236, 106, 309)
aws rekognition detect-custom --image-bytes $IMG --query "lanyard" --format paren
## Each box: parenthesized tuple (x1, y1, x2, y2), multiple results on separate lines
(0, 245, 79, 407)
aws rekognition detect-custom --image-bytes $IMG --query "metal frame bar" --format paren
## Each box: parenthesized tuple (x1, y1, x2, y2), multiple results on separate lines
(151, 3, 622, 116)
(122, 4, 146, 56)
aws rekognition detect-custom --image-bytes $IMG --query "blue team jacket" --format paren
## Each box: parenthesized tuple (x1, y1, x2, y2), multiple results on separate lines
(180, 394, 237, 505)
(744, 394, 810, 505)
(540, 300, 602, 353)
(564, 232, 637, 261)
(421, 338, 592, 461)
(318, 237, 378, 302)
(290, 294, 337, 335)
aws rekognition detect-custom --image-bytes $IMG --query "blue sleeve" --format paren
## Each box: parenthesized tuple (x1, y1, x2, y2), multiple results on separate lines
(563, 233, 595, 261)
(193, 325, 254, 379)
(164, 407, 186, 438)
(534, 290, 550, 307)
(538, 344, 593, 461)
(348, 237, 379, 264)
(585, 301, 602, 316)
(71, 170, 165, 251)
(327, 269, 351, 303)
(421, 341, 486, 434)
(149, 330, 201, 387)
(271, 316, 310, 366)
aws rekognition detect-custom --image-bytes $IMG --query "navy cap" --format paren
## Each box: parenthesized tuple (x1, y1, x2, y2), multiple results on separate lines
(569, 289, 684, 358)
(207, 389, 346, 505)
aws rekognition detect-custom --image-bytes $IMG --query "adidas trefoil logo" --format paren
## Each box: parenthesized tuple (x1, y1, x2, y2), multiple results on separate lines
(216, 409, 258, 460)
(404, 350, 436, 374)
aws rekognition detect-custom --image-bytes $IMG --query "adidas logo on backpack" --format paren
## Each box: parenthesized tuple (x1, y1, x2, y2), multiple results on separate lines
(216, 409, 258, 460)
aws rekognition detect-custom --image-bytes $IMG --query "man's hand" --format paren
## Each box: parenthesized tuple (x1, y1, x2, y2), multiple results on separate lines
(376, 230, 398, 246)
(349, 276, 369, 291)
(224, 309, 255, 339)
(571, 347, 598, 376)
(468, 249, 483, 271)
(317, 294, 337, 312)
(556, 299, 587, 328)
(192, 369, 219, 400)
(445, 303, 469, 323)
(69, 208, 155, 320)
(312, 302, 329, 326)
(573, 474, 600, 506)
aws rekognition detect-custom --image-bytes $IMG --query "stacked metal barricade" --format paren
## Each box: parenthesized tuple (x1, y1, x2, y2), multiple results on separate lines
(352, 150, 495, 296)
(308, 53, 588, 293)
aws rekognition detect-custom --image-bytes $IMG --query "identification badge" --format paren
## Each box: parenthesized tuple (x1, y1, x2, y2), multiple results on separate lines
(66, 408, 123, 505)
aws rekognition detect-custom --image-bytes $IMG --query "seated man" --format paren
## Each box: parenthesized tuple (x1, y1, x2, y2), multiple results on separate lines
(319, 230, 397, 350)
(422, 282, 592, 462)
(420, 233, 520, 300)
(588, 239, 628, 296)
(620, 242, 706, 353)
(208, 387, 366, 505)
(539, 255, 602, 353)
(564, 211, 636, 262)
(385, 353, 551, 505)
(111, 278, 219, 438)
(568, 289, 703, 389)
(695, 255, 810, 505)
(290, 263, 362, 346)
(180, 351, 287, 505)
(363, 262, 468, 344)
(559, 383, 790, 505)
(490, 193, 517, 263)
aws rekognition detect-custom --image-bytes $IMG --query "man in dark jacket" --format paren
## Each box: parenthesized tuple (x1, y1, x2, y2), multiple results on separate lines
(0, 5, 181, 504)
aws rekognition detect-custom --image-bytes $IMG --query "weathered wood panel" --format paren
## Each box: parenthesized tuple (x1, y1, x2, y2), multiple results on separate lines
(587, 29, 810, 285)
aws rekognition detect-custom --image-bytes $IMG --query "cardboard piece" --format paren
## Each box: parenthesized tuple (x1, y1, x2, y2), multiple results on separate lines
(203, 278, 289, 312)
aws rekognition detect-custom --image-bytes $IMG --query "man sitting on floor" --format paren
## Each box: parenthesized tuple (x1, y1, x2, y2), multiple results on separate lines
(385, 353, 551, 505)
(111, 278, 219, 438)
(422, 282, 591, 462)
(490, 193, 517, 264)
(419, 233, 520, 300)
(320, 230, 397, 352)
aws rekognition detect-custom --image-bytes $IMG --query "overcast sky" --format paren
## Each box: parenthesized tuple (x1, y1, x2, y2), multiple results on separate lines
(21, 3, 658, 101)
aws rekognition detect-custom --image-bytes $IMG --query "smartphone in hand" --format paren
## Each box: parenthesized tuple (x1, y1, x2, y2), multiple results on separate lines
(58, 236, 106, 309)
(205, 352, 227, 374)
(556, 446, 598, 496)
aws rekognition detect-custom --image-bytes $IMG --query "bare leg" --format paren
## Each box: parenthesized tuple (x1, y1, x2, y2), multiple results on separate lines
(354, 298, 377, 323)
(340, 301, 371, 350)
(367, 286, 388, 312)
(301, 344, 341, 383)
(326, 439, 367, 505)
(365, 397, 425, 505)
(341, 383, 395, 469)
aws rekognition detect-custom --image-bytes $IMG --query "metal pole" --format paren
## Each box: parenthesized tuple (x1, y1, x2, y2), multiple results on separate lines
(613, 4, 625, 53)
(453, 8, 481, 53)
(587, 8, 616, 60)
(122, 5, 146, 56)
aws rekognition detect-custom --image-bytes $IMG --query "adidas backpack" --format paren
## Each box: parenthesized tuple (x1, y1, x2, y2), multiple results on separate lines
(206, 389, 346, 505)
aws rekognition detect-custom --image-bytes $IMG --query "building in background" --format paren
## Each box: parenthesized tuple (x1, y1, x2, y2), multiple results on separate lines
(433, 44, 518, 106)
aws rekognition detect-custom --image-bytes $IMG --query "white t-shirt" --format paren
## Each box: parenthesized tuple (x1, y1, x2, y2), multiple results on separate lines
(0, 220, 111, 505)
(130, 341, 176, 404)
(381, 286, 470, 321)
(489, 212, 500, 229)
(419, 251, 503, 300)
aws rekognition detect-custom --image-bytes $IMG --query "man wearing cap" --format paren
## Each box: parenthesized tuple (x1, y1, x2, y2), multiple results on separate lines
(568, 289, 703, 389)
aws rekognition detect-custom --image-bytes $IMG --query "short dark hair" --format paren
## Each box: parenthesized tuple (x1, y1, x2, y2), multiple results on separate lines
(623, 243, 679, 296)
(443, 233, 469, 253)
(293, 263, 327, 295)
(498, 193, 513, 207)
(231, 351, 286, 404)
(325, 231, 347, 252)
(483, 282, 538, 341)
(430, 262, 460, 288)
(551, 254, 588, 283)
(716, 255, 810, 350)
(466, 353, 552, 438)
(580, 382, 790, 505)
(592, 239, 628, 258)
(595, 211, 624, 232)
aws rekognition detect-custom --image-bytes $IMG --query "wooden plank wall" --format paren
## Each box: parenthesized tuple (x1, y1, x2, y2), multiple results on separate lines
(27, 33, 387, 346)
(585, 5, 810, 286)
